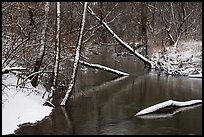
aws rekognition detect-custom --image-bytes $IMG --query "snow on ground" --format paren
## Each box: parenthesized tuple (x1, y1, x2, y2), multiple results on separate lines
(2, 72, 53, 135)
(150, 40, 202, 76)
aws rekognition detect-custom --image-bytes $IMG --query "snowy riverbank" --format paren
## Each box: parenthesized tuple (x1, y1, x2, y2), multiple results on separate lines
(2, 73, 53, 135)
(2, 40, 202, 135)
(150, 40, 202, 77)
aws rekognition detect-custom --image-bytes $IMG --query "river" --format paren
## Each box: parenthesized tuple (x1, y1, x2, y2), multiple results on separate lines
(15, 54, 202, 135)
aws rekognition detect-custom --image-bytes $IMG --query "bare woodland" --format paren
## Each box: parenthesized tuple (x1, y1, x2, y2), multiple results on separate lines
(2, 2, 202, 106)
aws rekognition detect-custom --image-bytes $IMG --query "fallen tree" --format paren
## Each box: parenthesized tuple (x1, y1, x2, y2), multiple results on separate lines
(137, 103, 202, 119)
(84, 3, 153, 69)
(79, 60, 129, 76)
(135, 99, 202, 116)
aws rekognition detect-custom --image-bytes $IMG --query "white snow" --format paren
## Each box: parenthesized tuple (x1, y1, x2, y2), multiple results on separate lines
(150, 40, 202, 76)
(2, 73, 53, 135)
(135, 100, 202, 116)
(2, 67, 26, 74)
(137, 103, 202, 119)
(188, 74, 202, 78)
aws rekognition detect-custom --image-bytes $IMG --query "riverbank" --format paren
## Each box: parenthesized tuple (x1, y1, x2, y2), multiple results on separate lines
(2, 73, 53, 135)
(2, 40, 202, 135)
(150, 40, 202, 77)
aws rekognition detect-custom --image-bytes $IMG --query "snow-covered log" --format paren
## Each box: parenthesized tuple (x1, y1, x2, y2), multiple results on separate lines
(2, 67, 26, 74)
(60, 2, 88, 106)
(85, 4, 153, 69)
(188, 74, 202, 78)
(79, 60, 129, 76)
(137, 103, 202, 119)
(136, 99, 202, 116)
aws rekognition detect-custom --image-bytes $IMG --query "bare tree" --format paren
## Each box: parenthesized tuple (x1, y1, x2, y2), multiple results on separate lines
(30, 2, 50, 87)
(161, 2, 201, 47)
(85, 4, 153, 69)
(140, 2, 148, 57)
(60, 2, 88, 106)
(45, 2, 61, 105)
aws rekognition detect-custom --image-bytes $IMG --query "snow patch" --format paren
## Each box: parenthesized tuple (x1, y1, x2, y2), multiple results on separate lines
(2, 73, 53, 135)
(150, 41, 202, 76)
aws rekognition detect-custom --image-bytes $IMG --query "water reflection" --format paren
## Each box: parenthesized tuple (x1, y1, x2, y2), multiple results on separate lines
(15, 72, 202, 135)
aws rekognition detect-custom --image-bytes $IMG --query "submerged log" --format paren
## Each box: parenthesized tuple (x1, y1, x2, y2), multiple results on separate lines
(79, 60, 129, 76)
(188, 74, 202, 78)
(135, 100, 202, 116)
(137, 103, 202, 119)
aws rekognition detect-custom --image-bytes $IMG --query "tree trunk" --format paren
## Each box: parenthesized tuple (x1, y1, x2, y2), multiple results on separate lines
(46, 2, 61, 103)
(60, 2, 88, 106)
(30, 2, 50, 87)
(140, 2, 148, 58)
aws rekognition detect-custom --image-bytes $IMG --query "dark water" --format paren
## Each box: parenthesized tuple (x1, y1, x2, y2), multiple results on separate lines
(14, 52, 202, 135)
(15, 71, 202, 135)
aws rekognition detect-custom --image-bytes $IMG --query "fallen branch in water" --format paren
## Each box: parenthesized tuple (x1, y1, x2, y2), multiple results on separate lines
(79, 60, 129, 76)
(137, 103, 202, 119)
(135, 99, 202, 116)
(188, 74, 202, 78)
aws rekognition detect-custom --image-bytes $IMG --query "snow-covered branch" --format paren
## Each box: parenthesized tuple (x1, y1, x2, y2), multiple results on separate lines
(136, 100, 202, 116)
(188, 74, 202, 78)
(85, 4, 153, 69)
(137, 103, 202, 119)
(2, 67, 26, 75)
(79, 60, 129, 76)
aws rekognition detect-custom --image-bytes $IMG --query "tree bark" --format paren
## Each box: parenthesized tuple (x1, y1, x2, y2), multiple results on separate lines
(46, 2, 61, 103)
(30, 2, 50, 87)
(60, 2, 88, 106)
(140, 2, 148, 58)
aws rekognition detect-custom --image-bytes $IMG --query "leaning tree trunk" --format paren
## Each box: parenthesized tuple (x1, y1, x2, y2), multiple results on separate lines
(60, 2, 88, 106)
(30, 2, 50, 87)
(86, 4, 153, 69)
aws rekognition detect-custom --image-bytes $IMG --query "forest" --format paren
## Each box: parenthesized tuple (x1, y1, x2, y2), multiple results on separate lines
(2, 2, 202, 105)
(2, 2, 202, 135)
